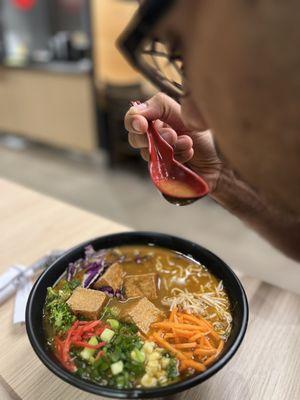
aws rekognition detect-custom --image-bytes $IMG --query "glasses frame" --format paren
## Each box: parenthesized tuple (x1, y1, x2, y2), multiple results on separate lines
(117, 0, 182, 102)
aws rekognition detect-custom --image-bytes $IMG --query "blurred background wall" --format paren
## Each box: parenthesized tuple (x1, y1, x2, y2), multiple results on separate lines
(0, 0, 148, 156)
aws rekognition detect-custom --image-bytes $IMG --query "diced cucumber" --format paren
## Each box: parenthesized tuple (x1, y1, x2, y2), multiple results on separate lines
(116, 375, 125, 388)
(107, 318, 120, 330)
(100, 328, 115, 343)
(131, 348, 145, 363)
(111, 360, 124, 375)
(80, 336, 98, 361)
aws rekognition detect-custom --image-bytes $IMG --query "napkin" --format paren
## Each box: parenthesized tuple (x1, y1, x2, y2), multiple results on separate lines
(0, 250, 64, 324)
(13, 276, 33, 324)
(0, 265, 26, 304)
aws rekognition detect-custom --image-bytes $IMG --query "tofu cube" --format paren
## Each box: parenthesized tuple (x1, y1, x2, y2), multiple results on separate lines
(126, 297, 164, 334)
(124, 273, 158, 300)
(66, 287, 107, 320)
(93, 262, 123, 292)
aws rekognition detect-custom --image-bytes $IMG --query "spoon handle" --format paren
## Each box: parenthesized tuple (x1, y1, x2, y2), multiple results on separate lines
(148, 122, 174, 159)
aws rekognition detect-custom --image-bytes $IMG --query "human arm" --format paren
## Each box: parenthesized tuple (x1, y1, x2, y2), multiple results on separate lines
(125, 93, 300, 261)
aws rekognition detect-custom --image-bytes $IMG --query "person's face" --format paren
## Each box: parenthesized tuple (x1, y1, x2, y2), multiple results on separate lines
(155, 0, 300, 213)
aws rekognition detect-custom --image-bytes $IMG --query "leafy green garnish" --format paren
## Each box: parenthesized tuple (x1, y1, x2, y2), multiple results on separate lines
(44, 280, 79, 334)
(57, 280, 80, 301)
(166, 357, 179, 380)
(100, 306, 120, 321)
(73, 319, 145, 389)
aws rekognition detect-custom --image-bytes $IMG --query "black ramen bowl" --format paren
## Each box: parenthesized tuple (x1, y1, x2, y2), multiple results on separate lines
(26, 231, 248, 399)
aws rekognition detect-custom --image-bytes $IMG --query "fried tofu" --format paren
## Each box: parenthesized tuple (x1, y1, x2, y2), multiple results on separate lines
(124, 273, 158, 300)
(125, 297, 164, 334)
(66, 287, 107, 320)
(93, 262, 123, 292)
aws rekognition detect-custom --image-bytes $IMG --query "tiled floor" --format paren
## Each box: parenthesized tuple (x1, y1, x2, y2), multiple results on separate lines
(0, 136, 299, 293)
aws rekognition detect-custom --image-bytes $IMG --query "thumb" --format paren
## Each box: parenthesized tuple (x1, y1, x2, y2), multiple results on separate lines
(129, 93, 188, 134)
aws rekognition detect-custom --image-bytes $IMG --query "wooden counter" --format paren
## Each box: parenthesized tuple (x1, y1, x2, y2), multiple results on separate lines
(0, 179, 299, 400)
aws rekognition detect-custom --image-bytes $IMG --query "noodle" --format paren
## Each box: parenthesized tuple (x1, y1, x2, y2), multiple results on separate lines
(162, 287, 232, 340)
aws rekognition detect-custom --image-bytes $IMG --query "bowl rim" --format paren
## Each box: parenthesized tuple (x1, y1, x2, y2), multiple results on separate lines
(26, 231, 249, 399)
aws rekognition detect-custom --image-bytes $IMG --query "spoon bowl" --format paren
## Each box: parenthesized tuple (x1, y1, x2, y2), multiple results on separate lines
(147, 121, 209, 205)
(131, 101, 209, 205)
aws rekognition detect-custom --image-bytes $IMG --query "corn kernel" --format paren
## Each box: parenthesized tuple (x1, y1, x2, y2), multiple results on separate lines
(143, 342, 155, 354)
(159, 376, 168, 384)
(141, 374, 158, 388)
(161, 357, 170, 368)
(148, 352, 161, 361)
(147, 360, 160, 370)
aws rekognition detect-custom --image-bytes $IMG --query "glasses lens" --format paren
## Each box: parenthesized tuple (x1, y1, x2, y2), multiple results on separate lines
(140, 39, 184, 98)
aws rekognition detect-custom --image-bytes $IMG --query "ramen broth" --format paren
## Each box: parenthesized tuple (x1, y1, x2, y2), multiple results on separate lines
(105, 246, 230, 332)
(155, 179, 199, 198)
(43, 245, 232, 389)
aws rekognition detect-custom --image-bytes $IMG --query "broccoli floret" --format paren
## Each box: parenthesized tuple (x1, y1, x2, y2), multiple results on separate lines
(57, 280, 80, 301)
(45, 284, 77, 334)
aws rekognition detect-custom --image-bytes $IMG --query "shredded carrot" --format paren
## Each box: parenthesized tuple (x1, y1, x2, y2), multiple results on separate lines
(194, 348, 217, 357)
(173, 332, 195, 340)
(203, 336, 214, 349)
(182, 351, 194, 358)
(203, 340, 224, 366)
(193, 314, 214, 329)
(173, 329, 180, 344)
(181, 359, 206, 372)
(164, 333, 175, 339)
(174, 342, 197, 349)
(169, 307, 177, 322)
(180, 313, 199, 322)
(152, 322, 206, 331)
(181, 314, 208, 328)
(173, 329, 195, 336)
(149, 309, 226, 374)
(152, 333, 187, 361)
(189, 332, 205, 342)
(209, 331, 222, 343)
(181, 314, 221, 342)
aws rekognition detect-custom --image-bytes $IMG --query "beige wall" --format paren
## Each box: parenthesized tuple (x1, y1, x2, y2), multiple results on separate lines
(0, 68, 97, 152)
(0, 1, 153, 153)
(91, 0, 142, 86)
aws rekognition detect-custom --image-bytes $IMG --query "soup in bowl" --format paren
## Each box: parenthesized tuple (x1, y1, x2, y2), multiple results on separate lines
(26, 232, 248, 398)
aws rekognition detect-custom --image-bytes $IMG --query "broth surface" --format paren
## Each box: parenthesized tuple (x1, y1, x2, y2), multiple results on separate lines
(44, 244, 232, 389)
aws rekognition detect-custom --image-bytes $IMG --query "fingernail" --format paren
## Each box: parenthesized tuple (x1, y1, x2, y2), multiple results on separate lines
(132, 102, 148, 111)
(132, 119, 142, 132)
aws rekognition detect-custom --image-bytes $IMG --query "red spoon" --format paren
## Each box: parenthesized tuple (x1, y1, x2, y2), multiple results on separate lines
(131, 102, 209, 206)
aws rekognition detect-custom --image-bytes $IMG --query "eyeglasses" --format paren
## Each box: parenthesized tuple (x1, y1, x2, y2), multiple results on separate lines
(117, 0, 183, 102)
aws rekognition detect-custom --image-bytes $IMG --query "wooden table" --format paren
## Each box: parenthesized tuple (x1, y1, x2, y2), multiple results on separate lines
(0, 178, 299, 400)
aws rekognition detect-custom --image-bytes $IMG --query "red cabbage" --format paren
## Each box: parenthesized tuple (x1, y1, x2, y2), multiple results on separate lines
(98, 286, 115, 297)
(115, 289, 125, 301)
(66, 245, 128, 290)
(66, 259, 83, 281)
(97, 286, 125, 301)
(65, 245, 108, 287)
(84, 244, 95, 258)
(82, 262, 107, 288)
(82, 247, 108, 288)
(66, 262, 76, 281)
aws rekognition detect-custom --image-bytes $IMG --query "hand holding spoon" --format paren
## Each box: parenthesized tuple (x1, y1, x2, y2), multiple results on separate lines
(131, 101, 209, 206)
